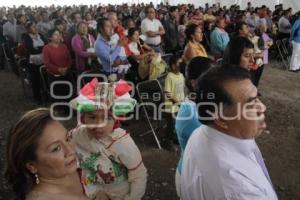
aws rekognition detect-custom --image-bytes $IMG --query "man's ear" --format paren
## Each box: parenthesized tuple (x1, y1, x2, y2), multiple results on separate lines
(26, 162, 38, 174)
(213, 112, 229, 130)
(190, 79, 197, 90)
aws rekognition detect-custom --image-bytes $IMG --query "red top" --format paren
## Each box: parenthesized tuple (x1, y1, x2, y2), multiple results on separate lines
(42, 43, 72, 75)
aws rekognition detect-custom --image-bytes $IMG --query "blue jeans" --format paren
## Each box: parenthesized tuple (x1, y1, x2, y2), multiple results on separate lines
(148, 44, 162, 53)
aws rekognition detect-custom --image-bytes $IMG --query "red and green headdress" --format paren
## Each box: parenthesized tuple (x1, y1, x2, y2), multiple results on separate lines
(70, 78, 136, 116)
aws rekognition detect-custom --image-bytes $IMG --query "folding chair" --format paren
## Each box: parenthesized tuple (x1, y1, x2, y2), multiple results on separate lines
(176, 49, 184, 57)
(157, 71, 168, 88)
(39, 65, 51, 102)
(161, 53, 174, 66)
(18, 58, 32, 98)
(136, 79, 166, 149)
(282, 38, 292, 57)
(275, 40, 289, 70)
(2, 42, 16, 71)
(216, 58, 223, 65)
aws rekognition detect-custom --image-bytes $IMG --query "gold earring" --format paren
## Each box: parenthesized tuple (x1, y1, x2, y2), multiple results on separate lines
(35, 173, 40, 184)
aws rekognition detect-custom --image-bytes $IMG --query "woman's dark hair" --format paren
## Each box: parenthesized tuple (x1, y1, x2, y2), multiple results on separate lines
(235, 21, 247, 34)
(128, 27, 139, 38)
(123, 17, 134, 28)
(179, 14, 186, 25)
(76, 21, 87, 30)
(5, 108, 53, 200)
(96, 17, 109, 34)
(254, 28, 265, 50)
(196, 66, 251, 125)
(47, 28, 60, 41)
(185, 23, 199, 41)
(222, 36, 254, 66)
(25, 21, 35, 32)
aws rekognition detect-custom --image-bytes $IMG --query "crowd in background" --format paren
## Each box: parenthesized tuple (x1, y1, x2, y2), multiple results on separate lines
(2, 2, 300, 200)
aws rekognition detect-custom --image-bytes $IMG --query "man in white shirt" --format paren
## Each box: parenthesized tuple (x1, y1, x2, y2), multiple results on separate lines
(37, 11, 54, 39)
(141, 6, 165, 53)
(181, 66, 278, 200)
(3, 12, 17, 43)
(278, 10, 292, 39)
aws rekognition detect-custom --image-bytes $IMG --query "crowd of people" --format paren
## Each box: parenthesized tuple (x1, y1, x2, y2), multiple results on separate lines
(1, 1, 299, 200)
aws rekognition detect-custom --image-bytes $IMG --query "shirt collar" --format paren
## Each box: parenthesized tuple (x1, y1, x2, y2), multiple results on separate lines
(98, 34, 111, 45)
(203, 125, 257, 156)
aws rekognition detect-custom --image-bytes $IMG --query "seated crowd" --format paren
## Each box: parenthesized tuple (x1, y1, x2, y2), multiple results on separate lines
(1, 2, 299, 200)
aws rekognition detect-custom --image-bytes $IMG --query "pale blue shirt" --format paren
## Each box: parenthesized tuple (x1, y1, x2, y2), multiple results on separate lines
(95, 35, 121, 73)
(175, 98, 201, 174)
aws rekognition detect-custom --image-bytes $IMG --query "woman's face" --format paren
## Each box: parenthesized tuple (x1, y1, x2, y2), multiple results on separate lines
(85, 13, 92, 21)
(131, 30, 140, 42)
(183, 15, 188, 24)
(240, 48, 255, 69)
(192, 27, 203, 42)
(27, 121, 77, 180)
(127, 20, 135, 29)
(30, 23, 38, 34)
(50, 30, 61, 43)
(217, 19, 226, 29)
(83, 109, 115, 140)
(78, 23, 88, 35)
(56, 22, 64, 32)
(260, 24, 267, 33)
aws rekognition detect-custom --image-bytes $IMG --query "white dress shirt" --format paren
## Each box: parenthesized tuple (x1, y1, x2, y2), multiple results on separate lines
(181, 125, 278, 200)
(278, 16, 291, 34)
(3, 20, 17, 42)
(141, 18, 163, 45)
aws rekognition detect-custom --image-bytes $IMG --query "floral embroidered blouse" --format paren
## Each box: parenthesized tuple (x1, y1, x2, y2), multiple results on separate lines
(69, 127, 147, 200)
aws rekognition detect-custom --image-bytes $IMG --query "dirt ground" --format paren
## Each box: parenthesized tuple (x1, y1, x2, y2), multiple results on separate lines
(0, 63, 299, 200)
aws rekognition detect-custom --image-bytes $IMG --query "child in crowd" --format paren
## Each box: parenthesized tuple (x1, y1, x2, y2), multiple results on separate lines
(163, 55, 185, 149)
(69, 78, 147, 200)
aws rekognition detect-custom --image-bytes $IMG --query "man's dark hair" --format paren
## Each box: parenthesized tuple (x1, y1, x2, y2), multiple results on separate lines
(185, 56, 213, 92)
(222, 36, 254, 66)
(71, 12, 81, 20)
(65, 6, 72, 13)
(235, 21, 248, 34)
(169, 6, 178, 13)
(169, 54, 180, 67)
(54, 19, 64, 26)
(145, 6, 155, 14)
(96, 18, 111, 35)
(196, 66, 251, 125)
(186, 56, 213, 80)
(283, 9, 290, 16)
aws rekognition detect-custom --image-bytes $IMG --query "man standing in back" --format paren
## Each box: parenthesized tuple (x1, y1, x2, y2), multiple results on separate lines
(181, 66, 278, 200)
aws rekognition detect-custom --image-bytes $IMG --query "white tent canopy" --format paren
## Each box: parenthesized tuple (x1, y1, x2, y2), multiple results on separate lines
(1, 0, 300, 12)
